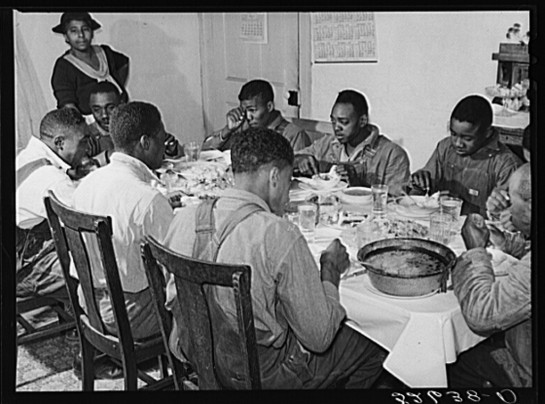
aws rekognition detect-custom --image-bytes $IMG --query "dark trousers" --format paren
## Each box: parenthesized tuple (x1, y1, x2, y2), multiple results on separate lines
(217, 324, 386, 389)
(447, 333, 512, 388)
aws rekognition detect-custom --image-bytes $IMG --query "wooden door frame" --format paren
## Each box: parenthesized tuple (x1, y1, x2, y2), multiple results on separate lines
(198, 12, 313, 136)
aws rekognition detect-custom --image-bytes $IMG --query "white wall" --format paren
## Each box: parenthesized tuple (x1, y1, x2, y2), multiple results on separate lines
(14, 11, 204, 150)
(308, 11, 530, 170)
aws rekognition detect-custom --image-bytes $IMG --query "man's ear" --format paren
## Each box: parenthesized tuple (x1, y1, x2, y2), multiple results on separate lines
(266, 101, 274, 113)
(54, 136, 65, 151)
(139, 135, 150, 150)
(359, 114, 368, 128)
(483, 126, 494, 139)
(269, 165, 280, 188)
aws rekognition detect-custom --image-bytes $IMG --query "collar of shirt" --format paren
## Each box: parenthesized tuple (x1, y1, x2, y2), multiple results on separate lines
(471, 132, 503, 158)
(339, 124, 379, 162)
(17, 136, 72, 172)
(266, 110, 285, 131)
(88, 121, 109, 137)
(108, 152, 161, 183)
(220, 187, 272, 213)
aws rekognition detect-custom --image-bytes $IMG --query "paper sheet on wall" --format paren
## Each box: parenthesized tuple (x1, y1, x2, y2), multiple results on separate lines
(311, 12, 378, 63)
(239, 13, 268, 44)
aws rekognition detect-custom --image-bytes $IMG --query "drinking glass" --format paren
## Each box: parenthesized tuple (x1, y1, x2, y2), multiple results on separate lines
(371, 184, 389, 217)
(318, 194, 340, 226)
(439, 195, 463, 222)
(429, 212, 453, 245)
(184, 142, 201, 162)
(298, 203, 317, 242)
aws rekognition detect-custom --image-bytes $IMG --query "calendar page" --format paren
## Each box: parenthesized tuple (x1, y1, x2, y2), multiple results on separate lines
(240, 13, 268, 44)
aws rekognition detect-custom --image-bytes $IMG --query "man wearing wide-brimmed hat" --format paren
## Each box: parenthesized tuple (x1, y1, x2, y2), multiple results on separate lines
(51, 12, 129, 118)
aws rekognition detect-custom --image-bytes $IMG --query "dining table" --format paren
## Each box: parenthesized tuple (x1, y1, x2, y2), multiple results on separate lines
(156, 157, 513, 389)
(288, 179, 518, 388)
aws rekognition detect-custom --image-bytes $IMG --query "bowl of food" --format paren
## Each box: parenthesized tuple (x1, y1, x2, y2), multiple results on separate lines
(357, 238, 456, 297)
(338, 187, 373, 205)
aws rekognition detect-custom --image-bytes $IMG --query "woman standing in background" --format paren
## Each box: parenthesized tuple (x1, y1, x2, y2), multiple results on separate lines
(51, 12, 129, 118)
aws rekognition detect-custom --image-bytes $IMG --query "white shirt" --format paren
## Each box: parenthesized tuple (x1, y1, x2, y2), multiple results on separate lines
(16, 136, 77, 229)
(71, 152, 173, 293)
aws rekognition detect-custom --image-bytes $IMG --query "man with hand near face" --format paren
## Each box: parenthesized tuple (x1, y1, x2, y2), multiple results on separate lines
(202, 79, 311, 152)
(165, 127, 385, 389)
(294, 89, 410, 195)
(411, 94, 522, 216)
(448, 163, 532, 388)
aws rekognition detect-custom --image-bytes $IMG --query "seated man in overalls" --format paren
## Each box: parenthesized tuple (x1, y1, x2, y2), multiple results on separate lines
(411, 94, 522, 216)
(294, 89, 410, 196)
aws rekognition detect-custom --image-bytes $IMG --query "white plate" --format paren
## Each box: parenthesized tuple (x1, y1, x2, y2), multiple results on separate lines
(299, 180, 348, 192)
(394, 196, 439, 219)
(362, 276, 440, 300)
(337, 187, 373, 205)
(199, 149, 225, 161)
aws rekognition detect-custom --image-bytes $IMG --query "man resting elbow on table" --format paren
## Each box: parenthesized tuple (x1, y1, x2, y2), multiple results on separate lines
(410, 94, 522, 217)
(164, 127, 386, 389)
(201, 79, 311, 153)
(448, 163, 531, 388)
(293, 89, 410, 196)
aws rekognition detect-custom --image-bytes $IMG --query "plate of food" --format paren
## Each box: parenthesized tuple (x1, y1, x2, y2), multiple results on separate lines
(297, 173, 348, 192)
(337, 187, 373, 205)
(394, 195, 440, 219)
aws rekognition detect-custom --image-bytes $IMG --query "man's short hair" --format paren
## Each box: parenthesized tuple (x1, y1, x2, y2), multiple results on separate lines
(334, 89, 369, 117)
(451, 95, 493, 134)
(238, 79, 274, 104)
(231, 127, 294, 174)
(109, 101, 162, 151)
(39, 107, 85, 139)
(89, 81, 121, 99)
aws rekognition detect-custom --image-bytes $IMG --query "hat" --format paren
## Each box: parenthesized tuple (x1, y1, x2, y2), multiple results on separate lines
(52, 12, 101, 34)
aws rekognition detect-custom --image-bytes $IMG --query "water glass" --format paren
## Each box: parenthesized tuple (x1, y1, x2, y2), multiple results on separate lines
(184, 141, 201, 162)
(439, 195, 463, 222)
(298, 203, 317, 242)
(318, 195, 340, 226)
(429, 212, 453, 245)
(371, 184, 389, 216)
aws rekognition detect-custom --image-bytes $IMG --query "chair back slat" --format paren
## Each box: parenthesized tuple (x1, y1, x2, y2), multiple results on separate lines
(143, 235, 261, 390)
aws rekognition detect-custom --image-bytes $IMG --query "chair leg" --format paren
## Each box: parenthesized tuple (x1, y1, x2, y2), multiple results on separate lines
(123, 357, 139, 391)
(158, 354, 168, 379)
(81, 339, 96, 391)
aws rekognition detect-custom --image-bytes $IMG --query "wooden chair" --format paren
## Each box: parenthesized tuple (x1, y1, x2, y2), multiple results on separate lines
(140, 235, 261, 390)
(16, 295, 75, 345)
(140, 242, 195, 390)
(44, 191, 174, 391)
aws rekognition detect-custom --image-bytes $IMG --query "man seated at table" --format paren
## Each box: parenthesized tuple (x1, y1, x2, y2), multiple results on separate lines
(294, 89, 410, 195)
(16, 108, 91, 307)
(485, 123, 531, 232)
(411, 94, 522, 216)
(448, 163, 531, 388)
(86, 81, 182, 166)
(202, 78, 311, 152)
(72, 101, 181, 343)
(164, 127, 386, 389)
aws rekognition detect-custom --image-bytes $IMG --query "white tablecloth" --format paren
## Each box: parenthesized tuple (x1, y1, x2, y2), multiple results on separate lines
(305, 201, 487, 388)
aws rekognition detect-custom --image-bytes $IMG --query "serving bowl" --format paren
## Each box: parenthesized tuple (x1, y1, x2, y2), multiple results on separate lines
(338, 187, 373, 205)
(357, 238, 456, 297)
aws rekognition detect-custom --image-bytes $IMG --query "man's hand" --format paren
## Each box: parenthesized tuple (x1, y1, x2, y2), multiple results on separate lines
(486, 188, 510, 219)
(164, 133, 182, 158)
(461, 213, 490, 250)
(294, 155, 319, 176)
(320, 239, 350, 288)
(68, 156, 100, 180)
(334, 164, 349, 183)
(498, 209, 517, 232)
(486, 222, 507, 251)
(226, 106, 246, 132)
(166, 192, 184, 209)
(410, 170, 433, 192)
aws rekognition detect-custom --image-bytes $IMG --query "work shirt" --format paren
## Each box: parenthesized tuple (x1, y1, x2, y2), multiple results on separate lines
(295, 124, 410, 194)
(16, 136, 77, 229)
(420, 133, 522, 216)
(164, 188, 345, 353)
(452, 233, 531, 387)
(71, 152, 173, 293)
(202, 110, 311, 152)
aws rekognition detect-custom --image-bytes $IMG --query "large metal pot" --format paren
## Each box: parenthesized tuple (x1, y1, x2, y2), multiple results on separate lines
(357, 238, 456, 297)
